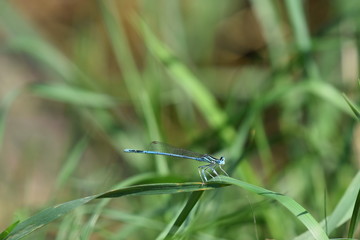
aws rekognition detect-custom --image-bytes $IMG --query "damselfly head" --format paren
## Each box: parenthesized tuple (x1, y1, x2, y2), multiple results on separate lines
(219, 156, 225, 165)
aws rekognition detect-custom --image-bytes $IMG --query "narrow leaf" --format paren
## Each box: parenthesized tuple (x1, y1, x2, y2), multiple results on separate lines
(210, 176, 329, 240)
(30, 84, 116, 108)
(343, 94, 360, 120)
(165, 191, 204, 238)
(348, 189, 360, 238)
(5, 182, 228, 240)
(0, 221, 20, 240)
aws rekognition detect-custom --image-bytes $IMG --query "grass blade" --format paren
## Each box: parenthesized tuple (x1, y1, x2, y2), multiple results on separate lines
(6, 197, 96, 240)
(343, 93, 360, 120)
(4, 182, 228, 240)
(296, 171, 360, 239)
(210, 176, 329, 240)
(134, 15, 235, 142)
(30, 84, 116, 108)
(96, 182, 228, 198)
(347, 189, 360, 238)
(0, 221, 20, 240)
(284, 0, 320, 79)
(164, 191, 204, 238)
(98, 1, 167, 174)
(55, 137, 88, 189)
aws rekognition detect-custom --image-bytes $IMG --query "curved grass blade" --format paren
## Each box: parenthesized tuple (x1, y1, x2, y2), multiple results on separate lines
(210, 176, 329, 240)
(5, 197, 96, 240)
(4, 182, 228, 240)
(347, 189, 360, 238)
(80, 173, 164, 239)
(96, 182, 228, 198)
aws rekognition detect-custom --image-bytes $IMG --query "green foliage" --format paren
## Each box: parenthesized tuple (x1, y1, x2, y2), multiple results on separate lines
(0, 177, 331, 240)
(4, 182, 227, 240)
(0, 0, 359, 239)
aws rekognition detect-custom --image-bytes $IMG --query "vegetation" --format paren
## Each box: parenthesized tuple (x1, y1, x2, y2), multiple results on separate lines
(0, 1, 359, 239)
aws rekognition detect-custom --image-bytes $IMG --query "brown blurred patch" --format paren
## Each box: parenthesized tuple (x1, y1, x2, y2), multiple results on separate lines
(214, 8, 266, 66)
(11, 0, 99, 50)
(0, 55, 71, 228)
(213, 1, 331, 66)
(10, 0, 144, 72)
(305, 0, 331, 34)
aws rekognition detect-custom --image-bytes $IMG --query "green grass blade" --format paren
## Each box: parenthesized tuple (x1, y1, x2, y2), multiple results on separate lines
(284, 0, 311, 53)
(164, 191, 204, 238)
(348, 189, 360, 238)
(210, 176, 329, 240)
(5, 182, 228, 240)
(98, 1, 167, 174)
(284, 0, 320, 79)
(0, 221, 20, 240)
(304, 81, 353, 115)
(81, 173, 169, 240)
(252, 0, 288, 67)
(134, 16, 234, 142)
(343, 94, 360, 120)
(98, 0, 142, 90)
(296, 171, 360, 240)
(55, 137, 88, 189)
(6, 197, 96, 240)
(30, 84, 116, 108)
(96, 182, 228, 198)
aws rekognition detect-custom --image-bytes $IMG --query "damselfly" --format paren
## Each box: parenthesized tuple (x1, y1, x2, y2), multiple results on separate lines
(124, 141, 228, 182)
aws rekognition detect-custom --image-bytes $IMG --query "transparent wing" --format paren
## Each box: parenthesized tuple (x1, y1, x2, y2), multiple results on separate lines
(149, 141, 206, 159)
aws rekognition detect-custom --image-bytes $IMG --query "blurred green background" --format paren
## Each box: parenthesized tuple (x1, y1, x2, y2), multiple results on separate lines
(0, 0, 359, 239)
